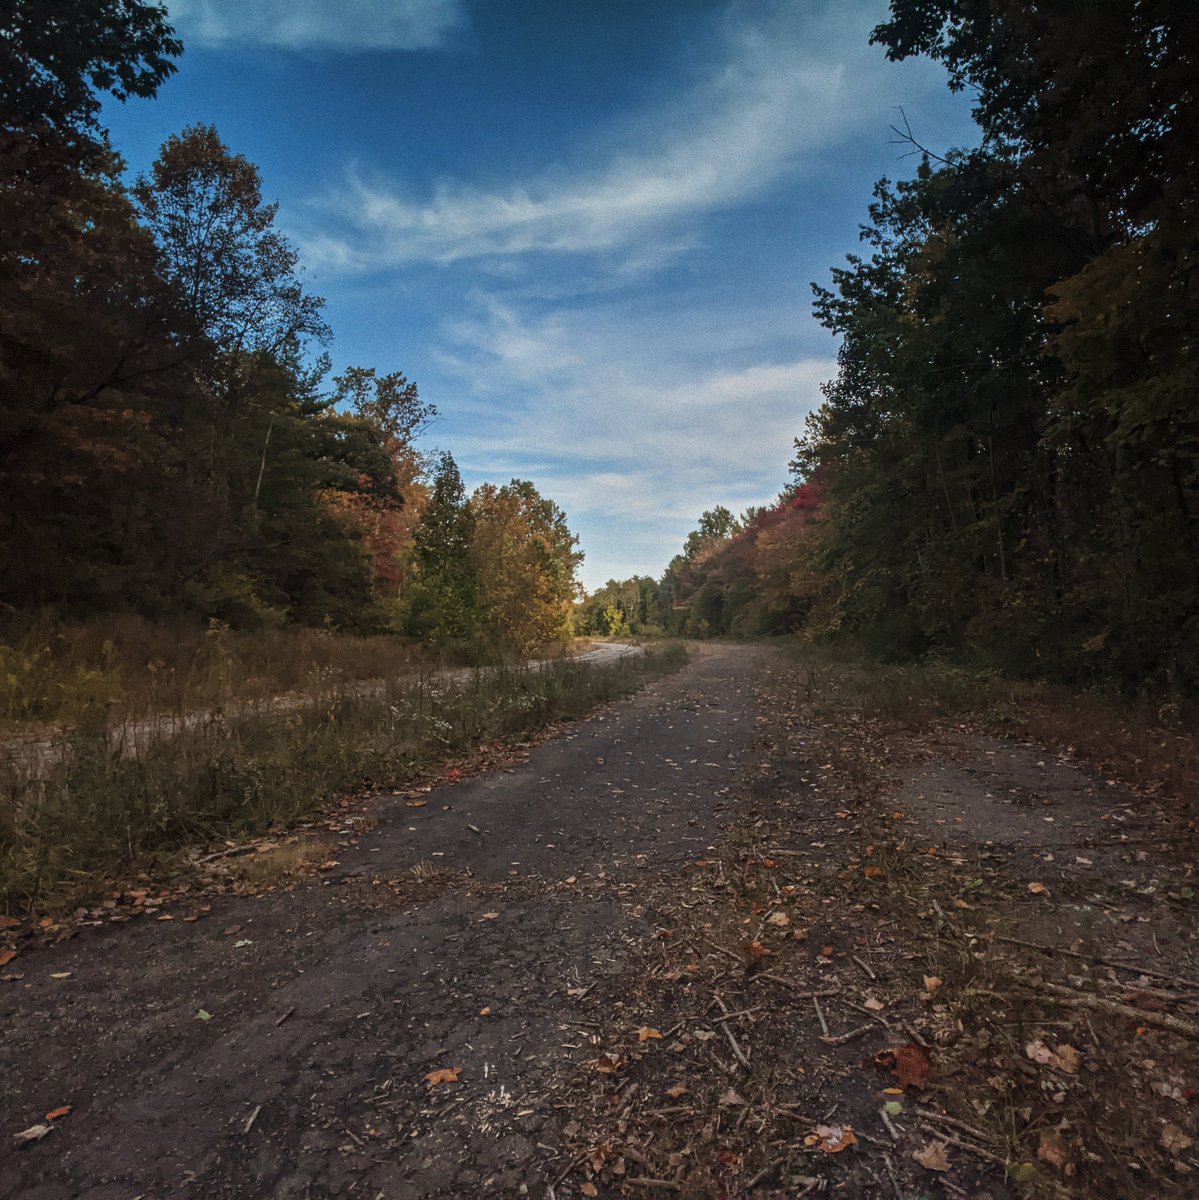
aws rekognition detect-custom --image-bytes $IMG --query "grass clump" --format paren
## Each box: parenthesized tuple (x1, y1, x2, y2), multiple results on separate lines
(0, 643, 687, 914)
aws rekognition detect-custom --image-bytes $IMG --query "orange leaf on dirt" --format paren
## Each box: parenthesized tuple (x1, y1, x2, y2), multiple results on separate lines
(745, 941, 771, 959)
(637, 1027, 663, 1042)
(923, 976, 943, 994)
(45, 1106, 71, 1121)
(821, 945, 834, 957)
(1028, 881, 1048, 894)
(589, 1054, 621, 1074)
(579, 1184, 599, 1198)
(1038, 1132, 1071, 1170)
(406, 800, 427, 808)
(665, 1083, 688, 1099)
(0, 916, 20, 929)
(805, 1124, 857, 1153)
(864, 866, 883, 879)
(875, 1043, 932, 1090)
(425, 1067, 462, 1086)
(0, 949, 16, 967)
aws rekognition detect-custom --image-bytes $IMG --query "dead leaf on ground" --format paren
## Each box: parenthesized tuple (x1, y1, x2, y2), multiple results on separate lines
(765, 910, 790, 927)
(481, 912, 500, 920)
(665, 1083, 688, 1098)
(718, 1088, 746, 1107)
(44, 1106, 71, 1121)
(12, 1123, 53, 1145)
(589, 1055, 621, 1074)
(923, 975, 943, 994)
(637, 1026, 663, 1042)
(579, 1184, 598, 1198)
(745, 941, 770, 959)
(864, 997, 885, 1011)
(1026, 1039, 1081, 1074)
(1028, 882, 1049, 895)
(914, 1140, 952, 1172)
(406, 800, 427, 808)
(805, 1125, 857, 1153)
(0, 949, 16, 967)
(1162, 1122, 1194, 1156)
(875, 1043, 932, 1090)
(0, 916, 20, 929)
(1038, 1132, 1071, 1171)
(425, 1067, 462, 1087)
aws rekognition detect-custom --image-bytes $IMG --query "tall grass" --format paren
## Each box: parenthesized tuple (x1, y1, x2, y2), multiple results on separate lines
(0, 614, 425, 732)
(0, 644, 687, 914)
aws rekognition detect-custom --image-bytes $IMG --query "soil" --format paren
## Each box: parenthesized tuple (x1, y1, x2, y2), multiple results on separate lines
(3, 643, 1197, 1200)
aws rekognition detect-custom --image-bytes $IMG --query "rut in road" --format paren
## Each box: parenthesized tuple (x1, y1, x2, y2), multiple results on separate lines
(0, 643, 767, 1200)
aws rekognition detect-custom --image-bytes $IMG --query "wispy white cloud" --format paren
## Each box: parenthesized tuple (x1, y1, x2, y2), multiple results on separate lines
(167, 0, 467, 52)
(434, 294, 834, 587)
(303, 2, 892, 268)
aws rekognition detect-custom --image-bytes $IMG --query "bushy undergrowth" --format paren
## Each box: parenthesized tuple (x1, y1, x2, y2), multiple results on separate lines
(0, 644, 686, 914)
(0, 615, 429, 731)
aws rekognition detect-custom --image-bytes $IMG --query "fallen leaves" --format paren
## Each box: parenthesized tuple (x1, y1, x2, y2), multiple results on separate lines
(913, 1139, 952, 1171)
(1038, 1131, 1072, 1171)
(765, 910, 790, 927)
(1028, 881, 1049, 895)
(195, 1009, 213, 1022)
(0, 915, 20, 929)
(424, 1067, 462, 1087)
(637, 1026, 663, 1042)
(1026, 1039, 1081, 1073)
(589, 1054, 622, 1074)
(1162, 1121, 1194, 1156)
(481, 911, 500, 920)
(45, 1106, 71, 1121)
(665, 1083, 688, 1099)
(874, 1043, 932, 1091)
(0, 949, 16, 967)
(805, 1124, 857, 1153)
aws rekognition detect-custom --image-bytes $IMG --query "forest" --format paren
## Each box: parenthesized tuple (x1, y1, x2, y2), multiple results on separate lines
(1, 4, 582, 671)
(588, 1, 1198, 697)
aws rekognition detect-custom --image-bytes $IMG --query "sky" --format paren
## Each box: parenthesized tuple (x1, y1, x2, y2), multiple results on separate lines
(103, 0, 980, 591)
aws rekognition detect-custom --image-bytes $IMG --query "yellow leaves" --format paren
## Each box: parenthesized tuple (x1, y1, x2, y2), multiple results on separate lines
(805, 1124, 857, 1153)
(425, 1067, 462, 1087)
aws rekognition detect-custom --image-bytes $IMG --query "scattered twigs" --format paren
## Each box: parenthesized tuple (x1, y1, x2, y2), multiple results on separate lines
(1029, 978, 1199, 1039)
(883, 1153, 903, 1199)
(918, 1123, 1009, 1169)
(841, 999, 891, 1029)
(994, 934, 1199, 991)
(917, 1108, 994, 1145)
(813, 995, 830, 1038)
(713, 994, 752, 1069)
(899, 1019, 928, 1048)
(625, 1178, 682, 1192)
(753, 974, 841, 999)
(879, 1105, 901, 1143)
(198, 843, 257, 865)
(550, 1150, 590, 1189)
(820, 1023, 874, 1046)
(851, 954, 877, 981)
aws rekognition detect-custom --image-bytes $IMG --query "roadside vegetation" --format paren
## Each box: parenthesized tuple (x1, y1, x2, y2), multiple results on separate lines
(0, 644, 686, 917)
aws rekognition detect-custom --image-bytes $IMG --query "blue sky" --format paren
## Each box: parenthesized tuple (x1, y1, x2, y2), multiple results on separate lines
(103, 0, 979, 591)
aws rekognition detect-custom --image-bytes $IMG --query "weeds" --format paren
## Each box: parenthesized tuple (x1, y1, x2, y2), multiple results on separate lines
(0, 644, 687, 914)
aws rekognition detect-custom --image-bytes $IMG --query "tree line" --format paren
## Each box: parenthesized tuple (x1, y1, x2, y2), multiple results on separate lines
(1, 2, 581, 658)
(631, 0, 1197, 695)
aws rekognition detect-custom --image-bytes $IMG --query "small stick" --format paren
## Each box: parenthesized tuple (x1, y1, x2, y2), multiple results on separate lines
(994, 934, 1199, 990)
(550, 1151, 590, 1188)
(467, 823, 483, 835)
(813, 995, 830, 1038)
(625, 1179, 682, 1192)
(275, 1006, 295, 1026)
(1030, 978, 1199, 1039)
(702, 937, 745, 964)
(714, 994, 752, 1069)
(917, 1109, 993, 1144)
(842, 999, 891, 1029)
(243, 1104, 262, 1134)
(899, 1019, 928, 1048)
(820, 1023, 874, 1046)
(918, 1124, 1009, 1169)
(701, 1004, 762, 1023)
(879, 1105, 900, 1143)
(754, 975, 841, 998)
(851, 954, 877, 981)
(883, 1154, 903, 1199)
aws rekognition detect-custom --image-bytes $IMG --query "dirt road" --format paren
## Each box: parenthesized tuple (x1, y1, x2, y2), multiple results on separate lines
(4, 642, 1197, 1200)
(1, 644, 766, 1199)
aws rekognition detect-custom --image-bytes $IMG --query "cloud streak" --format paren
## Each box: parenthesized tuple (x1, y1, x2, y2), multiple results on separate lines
(304, 2, 891, 268)
(167, 0, 467, 52)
